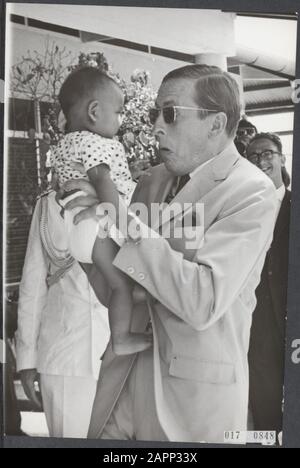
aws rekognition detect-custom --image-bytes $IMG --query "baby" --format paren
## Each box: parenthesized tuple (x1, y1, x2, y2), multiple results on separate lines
(53, 67, 151, 355)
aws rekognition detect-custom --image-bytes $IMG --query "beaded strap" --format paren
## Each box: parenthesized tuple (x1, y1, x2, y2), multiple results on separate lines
(39, 194, 75, 285)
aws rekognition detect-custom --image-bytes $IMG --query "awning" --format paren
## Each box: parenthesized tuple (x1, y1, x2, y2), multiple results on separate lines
(9, 4, 236, 56)
(9, 4, 297, 79)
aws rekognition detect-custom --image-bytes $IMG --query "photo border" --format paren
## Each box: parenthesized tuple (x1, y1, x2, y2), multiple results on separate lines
(1, 0, 300, 449)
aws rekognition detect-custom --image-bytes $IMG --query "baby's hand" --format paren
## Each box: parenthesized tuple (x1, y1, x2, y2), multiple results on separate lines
(70, 161, 86, 175)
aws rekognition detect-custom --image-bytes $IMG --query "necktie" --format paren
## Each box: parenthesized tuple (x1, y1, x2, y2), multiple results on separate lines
(175, 174, 191, 195)
(165, 174, 190, 204)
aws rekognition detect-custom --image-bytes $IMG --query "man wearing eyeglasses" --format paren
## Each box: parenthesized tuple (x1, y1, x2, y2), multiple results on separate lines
(246, 133, 291, 437)
(60, 64, 278, 443)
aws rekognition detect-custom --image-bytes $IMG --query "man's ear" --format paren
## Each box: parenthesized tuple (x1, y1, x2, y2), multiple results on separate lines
(209, 112, 227, 138)
(87, 100, 100, 123)
(280, 154, 286, 166)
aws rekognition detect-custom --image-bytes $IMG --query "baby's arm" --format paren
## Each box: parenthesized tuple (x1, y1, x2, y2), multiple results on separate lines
(87, 163, 131, 236)
(87, 164, 128, 231)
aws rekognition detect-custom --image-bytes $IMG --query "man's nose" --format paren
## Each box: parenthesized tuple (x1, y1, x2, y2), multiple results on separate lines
(152, 116, 167, 137)
(257, 157, 268, 168)
(153, 126, 166, 138)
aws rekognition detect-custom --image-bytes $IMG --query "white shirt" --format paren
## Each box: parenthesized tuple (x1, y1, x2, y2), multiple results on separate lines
(276, 184, 286, 219)
(277, 184, 286, 204)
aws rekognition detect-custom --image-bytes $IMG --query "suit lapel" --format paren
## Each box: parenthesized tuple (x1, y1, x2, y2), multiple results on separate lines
(153, 143, 240, 231)
(153, 167, 175, 206)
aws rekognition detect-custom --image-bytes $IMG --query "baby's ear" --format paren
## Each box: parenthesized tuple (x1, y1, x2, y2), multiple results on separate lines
(87, 100, 100, 123)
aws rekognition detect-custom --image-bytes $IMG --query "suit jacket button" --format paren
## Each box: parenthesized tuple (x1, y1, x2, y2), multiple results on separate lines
(138, 273, 145, 281)
(128, 267, 135, 275)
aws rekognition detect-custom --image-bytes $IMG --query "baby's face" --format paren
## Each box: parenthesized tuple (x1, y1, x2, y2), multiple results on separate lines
(93, 83, 124, 138)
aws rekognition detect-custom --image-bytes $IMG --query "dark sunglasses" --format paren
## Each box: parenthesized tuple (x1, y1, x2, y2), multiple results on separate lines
(236, 127, 257, 137)
(149, 106, 219, 125)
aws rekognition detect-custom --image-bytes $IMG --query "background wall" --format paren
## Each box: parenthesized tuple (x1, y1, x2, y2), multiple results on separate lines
(9, 23, 187, 93)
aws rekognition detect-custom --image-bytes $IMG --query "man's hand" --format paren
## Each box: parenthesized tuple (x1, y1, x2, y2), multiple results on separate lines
(132, 285, 148, 304)
(20, 369, 43, 410)
(56, 178, 100, 224)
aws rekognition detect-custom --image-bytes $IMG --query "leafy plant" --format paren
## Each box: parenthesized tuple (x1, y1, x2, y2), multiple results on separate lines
(10, 39, 74, 102)
(10, 45, 160, 186)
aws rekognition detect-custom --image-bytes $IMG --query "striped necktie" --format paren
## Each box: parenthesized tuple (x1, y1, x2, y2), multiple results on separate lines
(165, 174, 191, 204)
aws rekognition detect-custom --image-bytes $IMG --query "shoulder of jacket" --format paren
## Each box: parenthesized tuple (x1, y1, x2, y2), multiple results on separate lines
(235, 157, 275, 188)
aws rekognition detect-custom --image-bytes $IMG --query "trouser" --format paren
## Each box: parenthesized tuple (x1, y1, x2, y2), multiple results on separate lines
(40, 374, 97, 438)
(101, 347, 168, 441)
(249, 367, 284, 433)
(249, 349, 284, 436)
(4, 343, 22, 435)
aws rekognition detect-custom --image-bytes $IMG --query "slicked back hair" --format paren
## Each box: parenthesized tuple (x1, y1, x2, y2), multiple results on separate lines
(162, 64, 242, 138)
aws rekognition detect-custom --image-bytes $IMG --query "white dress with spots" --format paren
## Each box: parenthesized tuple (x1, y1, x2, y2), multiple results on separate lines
(53, 131, 136, 263)
(53, 131, 135, 205)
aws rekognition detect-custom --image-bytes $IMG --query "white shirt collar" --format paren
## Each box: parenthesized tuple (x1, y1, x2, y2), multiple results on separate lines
(274, 184, 286, 220)
(276, 184, 286, 204)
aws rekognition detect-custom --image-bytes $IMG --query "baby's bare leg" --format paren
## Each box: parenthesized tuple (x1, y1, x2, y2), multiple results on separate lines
(92, 236, 152, 355)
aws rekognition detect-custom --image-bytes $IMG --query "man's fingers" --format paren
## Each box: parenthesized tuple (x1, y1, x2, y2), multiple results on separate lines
(30, 390, 43, 410)
(63, 178, 97, 196)
(64, 195, 98, 211)
(23, 381, 42, 410)
(73, 206, 97, 225)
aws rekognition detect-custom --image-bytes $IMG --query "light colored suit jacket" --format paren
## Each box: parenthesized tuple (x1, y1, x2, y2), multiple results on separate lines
(16, 191, 110, 379)
(88, 143, 277, 443)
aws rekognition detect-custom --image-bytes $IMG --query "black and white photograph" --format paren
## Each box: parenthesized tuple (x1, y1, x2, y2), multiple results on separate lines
(2, 2, 300, 448)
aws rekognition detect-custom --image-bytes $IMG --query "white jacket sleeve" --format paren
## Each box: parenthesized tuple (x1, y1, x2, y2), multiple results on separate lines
(113, 181, 277, 331)
(16, 199, 49, 371)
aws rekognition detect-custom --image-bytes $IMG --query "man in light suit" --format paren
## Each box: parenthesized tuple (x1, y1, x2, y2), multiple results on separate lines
(16, 190, 110, 438)
(63, 64, 278, 443)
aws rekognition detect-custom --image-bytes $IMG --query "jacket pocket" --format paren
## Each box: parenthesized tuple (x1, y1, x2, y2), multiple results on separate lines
(169, 355, 236, 385)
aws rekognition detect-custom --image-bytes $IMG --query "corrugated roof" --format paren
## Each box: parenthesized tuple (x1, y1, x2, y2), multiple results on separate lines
(245, 85, 293, 111)
(243, 78, 288, 91)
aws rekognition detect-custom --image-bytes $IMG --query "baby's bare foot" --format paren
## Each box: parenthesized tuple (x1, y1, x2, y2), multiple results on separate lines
(113, 332, 152, 356)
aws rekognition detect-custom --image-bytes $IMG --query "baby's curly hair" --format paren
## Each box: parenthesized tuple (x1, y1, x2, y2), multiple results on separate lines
(59, 66, 119, 119)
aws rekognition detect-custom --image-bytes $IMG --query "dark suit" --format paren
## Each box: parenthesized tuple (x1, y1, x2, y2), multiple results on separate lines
(248, 189, 291, 433)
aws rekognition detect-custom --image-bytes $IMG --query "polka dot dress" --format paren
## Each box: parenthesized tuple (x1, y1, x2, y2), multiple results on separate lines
(53, 131, 135, 204)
